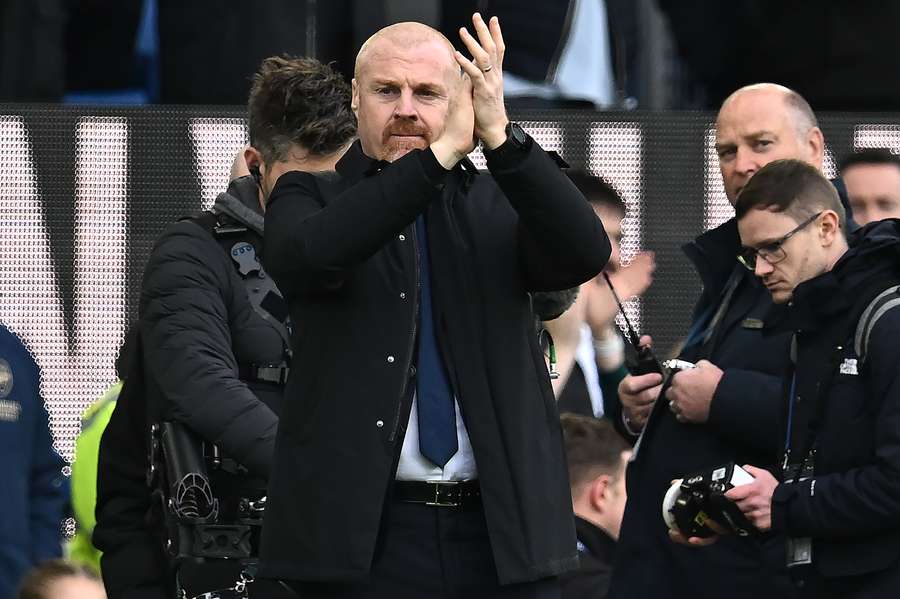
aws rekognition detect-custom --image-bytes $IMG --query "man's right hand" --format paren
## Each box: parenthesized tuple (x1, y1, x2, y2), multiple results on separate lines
(619, 370, 662, 430)
(431, 74, 476, 170)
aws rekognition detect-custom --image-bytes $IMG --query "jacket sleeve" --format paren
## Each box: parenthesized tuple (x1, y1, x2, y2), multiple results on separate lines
(94, 373, 169, 599)
(27, 360, 68, 564)
(485, 139, 611, 291)
(263, 150, 444, 296)
(707, 368, 784, 458)
(771, 308, 900, 538)
(140, 222, 277, 477)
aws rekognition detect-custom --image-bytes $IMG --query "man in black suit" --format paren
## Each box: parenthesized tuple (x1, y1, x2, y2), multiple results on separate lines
(257, 13, 610, 598)
(728, 159, 900, 597)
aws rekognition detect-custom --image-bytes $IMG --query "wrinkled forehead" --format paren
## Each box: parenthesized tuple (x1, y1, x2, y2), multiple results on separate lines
(356, 37, 457, 85)
(715, 92, 796, 142)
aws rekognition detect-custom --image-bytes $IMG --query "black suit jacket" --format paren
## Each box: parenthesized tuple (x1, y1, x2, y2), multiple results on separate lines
(259, 139, 610, 584)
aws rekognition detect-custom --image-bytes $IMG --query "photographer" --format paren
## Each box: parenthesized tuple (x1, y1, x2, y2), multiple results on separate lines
(727, 159, 900, 597)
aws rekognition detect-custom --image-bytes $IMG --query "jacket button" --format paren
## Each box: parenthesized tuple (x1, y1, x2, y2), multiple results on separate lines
(376, 420, 384, 428)
(398, 234, 406, 241)
(399, 292, 406, 299)
(409, 365, 417, 377)
(387, 355, 395, 363)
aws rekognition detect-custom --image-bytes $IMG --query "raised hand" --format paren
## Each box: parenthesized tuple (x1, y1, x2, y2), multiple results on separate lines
(430, 73, 476, 170)
(454, 13, 509, 149)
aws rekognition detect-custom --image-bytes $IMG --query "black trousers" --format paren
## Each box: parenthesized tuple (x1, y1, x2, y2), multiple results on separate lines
(282, 498, 560, 599)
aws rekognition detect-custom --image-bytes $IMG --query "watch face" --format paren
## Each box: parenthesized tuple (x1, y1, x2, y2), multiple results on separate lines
(509, 122, 527, 146)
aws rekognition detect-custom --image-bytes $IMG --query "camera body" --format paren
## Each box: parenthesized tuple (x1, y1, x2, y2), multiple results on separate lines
(662, 462, 755, 538)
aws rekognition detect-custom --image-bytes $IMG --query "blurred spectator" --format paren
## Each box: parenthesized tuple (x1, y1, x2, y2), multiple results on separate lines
(0, 0, 67, 101)
(67, 333, 135, 574)
(539, 170, 654, 417)
(658, 1, 900, 110)
(18, 559, 106, 599)
(559, 414, 631, 599)
(840, 149, 900, 226)
(442, 0, 639, 109)
(0, 323, 69, 597)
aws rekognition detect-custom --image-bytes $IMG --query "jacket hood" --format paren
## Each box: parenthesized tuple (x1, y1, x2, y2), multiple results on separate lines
(765, 218, 900, 333)
(212, 175, 264, 235)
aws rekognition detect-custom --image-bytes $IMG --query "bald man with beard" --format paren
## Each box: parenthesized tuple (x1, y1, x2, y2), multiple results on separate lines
(607, 84, 853, 599)
(257, 14, 610, 599)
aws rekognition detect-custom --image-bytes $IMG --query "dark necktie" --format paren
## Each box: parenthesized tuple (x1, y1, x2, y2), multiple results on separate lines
(415, 214, 458, 467)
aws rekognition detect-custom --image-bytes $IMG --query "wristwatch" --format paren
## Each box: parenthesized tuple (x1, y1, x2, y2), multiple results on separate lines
(485, 121, 531, 160)
(505, 121, 528, 149)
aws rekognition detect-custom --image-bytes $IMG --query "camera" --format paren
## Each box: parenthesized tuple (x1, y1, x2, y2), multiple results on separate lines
(662, 462, 755, 538)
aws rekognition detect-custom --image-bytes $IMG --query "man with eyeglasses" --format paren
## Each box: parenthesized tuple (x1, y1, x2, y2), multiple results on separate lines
(726, 158, 900, 597)
(608, 83, 854, 599)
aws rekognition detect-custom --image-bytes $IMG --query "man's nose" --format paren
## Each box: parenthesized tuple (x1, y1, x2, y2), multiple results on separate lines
(608, 238, 621, 271)
(754, 257, 773, 277)
(735, 147, 759, 175)
(394, 89, 417, 119)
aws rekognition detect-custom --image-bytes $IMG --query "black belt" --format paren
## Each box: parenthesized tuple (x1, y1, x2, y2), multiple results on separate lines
(393, 480, 481, 507)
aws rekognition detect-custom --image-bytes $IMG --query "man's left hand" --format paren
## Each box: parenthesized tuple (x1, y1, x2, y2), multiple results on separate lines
(665, 360, 723, 423)
(455, 13, 509, 149)
(724, 465, 778, 532)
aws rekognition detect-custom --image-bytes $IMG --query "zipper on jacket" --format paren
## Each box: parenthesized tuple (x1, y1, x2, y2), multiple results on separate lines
(389, 223, 420, 443)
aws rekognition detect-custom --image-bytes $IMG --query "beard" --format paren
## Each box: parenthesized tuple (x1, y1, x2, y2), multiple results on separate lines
(381, 122, 432, 162)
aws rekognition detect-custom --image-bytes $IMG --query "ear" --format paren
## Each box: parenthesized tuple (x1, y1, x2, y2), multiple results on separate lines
(587, 474, 611, 513)
(820, 209, 842, 244)
(244, 146, 263, 174)
(351, 78, 360, 115)
(807, 126, 825, 171)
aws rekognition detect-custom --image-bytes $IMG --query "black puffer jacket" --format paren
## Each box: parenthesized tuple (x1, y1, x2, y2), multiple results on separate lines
(95, 176, 289, 599)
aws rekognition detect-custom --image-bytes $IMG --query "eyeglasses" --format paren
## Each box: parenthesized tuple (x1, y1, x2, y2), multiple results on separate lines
(737, 211, 822, 271)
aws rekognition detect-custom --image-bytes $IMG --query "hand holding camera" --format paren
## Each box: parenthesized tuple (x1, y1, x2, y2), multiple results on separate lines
(663, 462, 757, 545)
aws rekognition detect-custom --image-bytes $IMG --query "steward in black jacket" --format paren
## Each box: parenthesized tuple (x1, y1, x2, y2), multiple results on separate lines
(94, 176, 291, 598)
(259, 136, 610, 584)
(763, 218, 900, 597)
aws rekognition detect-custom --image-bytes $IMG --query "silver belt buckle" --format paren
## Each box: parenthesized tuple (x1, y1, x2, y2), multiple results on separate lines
(426, 480, 461, 507)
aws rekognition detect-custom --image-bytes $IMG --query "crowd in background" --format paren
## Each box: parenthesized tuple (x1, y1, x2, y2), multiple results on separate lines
(4, 0, 900, 110)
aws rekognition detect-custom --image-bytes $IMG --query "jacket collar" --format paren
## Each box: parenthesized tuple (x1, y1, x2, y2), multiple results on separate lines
(682, 217, 743, 295)
(574, 516, 616, 565)
(335, 140, 389, 182)
(764, 218, 900, 334)
(212, 175, 264, 235)
(335, 139, 480, 184)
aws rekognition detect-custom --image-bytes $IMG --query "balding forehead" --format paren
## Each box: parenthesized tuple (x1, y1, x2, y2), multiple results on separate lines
(718, 84, 817, 133)
(355, 22, 456, 79)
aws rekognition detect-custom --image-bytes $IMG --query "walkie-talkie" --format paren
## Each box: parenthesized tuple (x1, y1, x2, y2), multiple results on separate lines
(602, 272, 663, 376)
